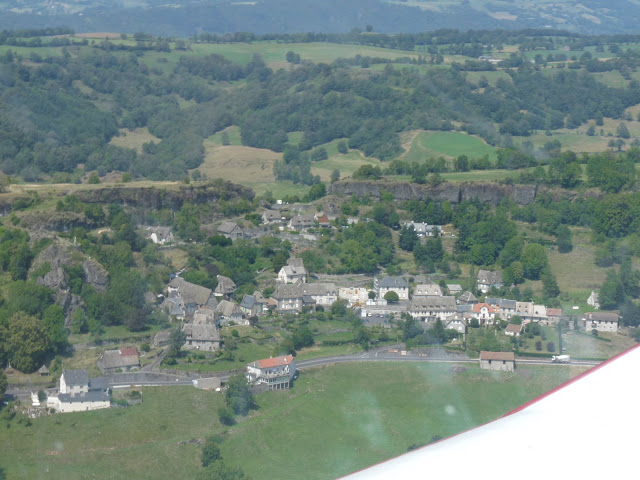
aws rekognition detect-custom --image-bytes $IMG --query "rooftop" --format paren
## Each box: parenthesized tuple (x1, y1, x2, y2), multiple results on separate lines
(480, 351, 515, 361)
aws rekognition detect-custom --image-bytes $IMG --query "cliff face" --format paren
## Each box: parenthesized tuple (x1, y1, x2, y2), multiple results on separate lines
(327, 181, 538, 205)
(73, 182, 255, 209)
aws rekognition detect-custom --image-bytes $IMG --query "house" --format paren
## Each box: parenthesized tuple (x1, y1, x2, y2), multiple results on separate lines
(182, 323, 222, 351)
(37, 364, 50, 376)
(413, 282, 443, 297)
(278, 258, 307, 284)
(546, 308, 563, 325)
(582, 312, 619, 333)
(50, 370, 110, 413)
(376, 276, 410, 301)
(338, 287, 370, 306)
(458, 291, 478, 305)
(261, 210, 284, 225)
(253, 291, 269, 315)
(289, 214, 316, 231)
(315, 212, 331, 228)
(515, 301, 535, 322)
(147, 226, 174, 245)
(296, 283, 338, 307)
(532, 305, 548, 323)
(472, 303, 496, 325)
(587, 291, 600, 309)
(447, 284, 463, 295)
(217, 221, 244, 240)
(192, 377, 222, 391)
(216, 299, 246, 325)
(409, 296, 457, 321)
(166, 277, 218, 318)
(491, 299, 517, 320)
(477, 270, 503, 294)
(444, 313, 467, 334)
(97, 348, 140, 373)
(246, 355, 296, 390)
(479, 351, 515, 372)
(214, 275, 237, 297)
(193, 306, 219, 326)
(272, 284, 316, 314)
(505, 324, 523, 337)
(404, 222, 442, 237)
(154, 330, 171, 347)
(239, 294, 259, 317)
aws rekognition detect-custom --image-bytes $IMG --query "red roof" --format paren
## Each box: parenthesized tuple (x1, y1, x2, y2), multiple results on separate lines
(473, 303, 495, 313)
(547, 308, 562, 317)
(316, 213, 330, 224)
(119, 347, 138, 357)
(256, 355, 294, 369)
(480, 351, 515, 361)
(505, 324, 523, 333)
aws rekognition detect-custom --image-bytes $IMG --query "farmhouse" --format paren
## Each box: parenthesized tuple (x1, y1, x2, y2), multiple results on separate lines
(315, 212, 331, 228)
(289, 214, 316, 231)
(546, 308, 563, 325)
(444, 313, 467, 334)
(261, 210, 284, 225)
(477, 270, 503, 293)
(479, 351, 516, 372)
(582, 312, 619, 333)
(97, 347, 140, 373)
(458, 291, 478, 305)
(239, 294, 260, 317)
(404, 221, 442, 237)
(216, 299, 246, 325)
(166, 276, 218, 317)
(49, 370, 110, 413)
(272, 283, 318, 313)
(376, 276, 409, 300)
(182, 323, 222, 352)
(246, 355, 296, 390)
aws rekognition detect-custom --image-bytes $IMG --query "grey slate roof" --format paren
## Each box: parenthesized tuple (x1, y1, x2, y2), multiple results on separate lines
(182, 323, 221, 341)
(240, 295, 257, 309)
(217, 221, 242, 234)
(59, 391, 110, 403)
(273, 283, 337, 299)
(414, 283, 443, 296)
(216, 299, 243, 317)
(378, 276, 409, 288)
(63, 370, 89, 386)
(214, 275, 237, 295)
(478, 269, 503, 285)
(458, 291, 478, 303)
(168, 277, 214, 306)
(99, 349, 140, 370)
(410, 296, 457, 311)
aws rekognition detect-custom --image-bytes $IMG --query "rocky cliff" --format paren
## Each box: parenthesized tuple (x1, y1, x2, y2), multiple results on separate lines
(327, 180, 538, 205)
(73, 181, 255, 209)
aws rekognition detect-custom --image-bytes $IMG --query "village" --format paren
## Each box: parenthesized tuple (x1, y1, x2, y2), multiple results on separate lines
(25, 206, 621, 415)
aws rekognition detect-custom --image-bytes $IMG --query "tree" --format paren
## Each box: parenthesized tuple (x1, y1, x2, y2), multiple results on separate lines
(225, 373, 255, 416)
(0, 369, 6, 404)
(330, 299, 348, 316)
(292, 326, 314, 350)
(197, 461, 248, 480)
(521, 243, 548, 280)
(398, 226, 418, 252)
(218, 406, 235, 426)
(169, 326, 186, 356)
(599, 270, 624, 310)
(7, 312, 51, 373)
(202, 436, 222, 467)
(542, 268, 560, 299)
(337, 141, 348, 154)
(535, 340, 542, 351)
(556, 225, 573, 253)
(330, 169, 340, 183)
(42, 304, 69, 354)
(384, 291, 399, 303)
(88, 172, 101, 184)
(547, 342, 555, 352)
(70, 308, 88, 334)
(617, 122, 630, 139)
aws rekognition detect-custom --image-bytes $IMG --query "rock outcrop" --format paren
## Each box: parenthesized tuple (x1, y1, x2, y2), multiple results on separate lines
(327, 180, 538, 205)
(83, 259, 109, 292)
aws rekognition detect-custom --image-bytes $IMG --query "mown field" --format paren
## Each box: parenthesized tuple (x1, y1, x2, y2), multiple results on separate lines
(0, 362, 587, 480)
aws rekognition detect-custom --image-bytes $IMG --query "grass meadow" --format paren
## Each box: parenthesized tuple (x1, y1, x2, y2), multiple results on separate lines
(0, 362, 585, 480)
(402, 131, 499, 163)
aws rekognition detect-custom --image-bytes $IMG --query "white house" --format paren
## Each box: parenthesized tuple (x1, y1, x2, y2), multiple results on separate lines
(338, 287, 370, 306)
(409, 296, 457, 321)
(477, 270, 503, 294)
(472, 303, 496, 325)
(49, 370, 110, 413)
(278, 258, 307, 284)
(413, 282, 443, 297)
(404, 222, 442, 237)
(376, 276, 409, 300)
(147, 226, 174, 245)
(246, 355, 296, 390)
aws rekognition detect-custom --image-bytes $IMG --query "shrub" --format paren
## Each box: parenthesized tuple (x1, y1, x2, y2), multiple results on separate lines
(546, 342, 555, 352)
(202, 436, 222, 467)
(140, 343, 150, 352)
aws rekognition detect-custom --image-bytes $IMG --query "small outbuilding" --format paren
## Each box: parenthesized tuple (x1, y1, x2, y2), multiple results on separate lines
(479, 351, 516, 372)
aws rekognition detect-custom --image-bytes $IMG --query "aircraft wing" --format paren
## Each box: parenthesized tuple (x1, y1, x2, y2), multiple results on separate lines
(341, 344, 640, 479)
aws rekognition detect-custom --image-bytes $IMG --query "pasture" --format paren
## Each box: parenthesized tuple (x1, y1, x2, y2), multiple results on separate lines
(402, 131, 499, 163)
(0, 362, 586, 480)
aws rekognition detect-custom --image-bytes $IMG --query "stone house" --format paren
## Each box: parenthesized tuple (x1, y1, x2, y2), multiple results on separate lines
(214, 275, 237, 297)
(182, 323, 222, 352)
(216, 299, 246, 325)
(272, 284, 317, 314)
(582, 312, 619, 333)
(444, 313, 467, 334)
(409, 296, 457, 321)
(315, 212, 331, 228)
(261, 210, 284, 225)
(296, 283, 338, 307)
(289, 214, 316, 231)
(165, 277, 218, 318)
(477, 270, 503, 294)
(97, 348, 140, 373)
(376, 276, 409, 300)
(193, 306, 219, 327)
(546, 308, 563, 325)
(246, 355, 296, 390)
(239, 294, 261, 317)
(404, 221, 442, 237)
(479, 351, 515, 372)
(458, 291, 478, 305)
(217, 221, 244, 240)
(447, 284, 463, 295)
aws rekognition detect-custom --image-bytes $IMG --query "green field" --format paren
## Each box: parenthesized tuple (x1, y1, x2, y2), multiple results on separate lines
(0, 362, 586, 480)
(403, 131, 499, 163)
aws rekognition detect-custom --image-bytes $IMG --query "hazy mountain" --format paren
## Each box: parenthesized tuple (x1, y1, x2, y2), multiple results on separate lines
(1, 0, 639, 36)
